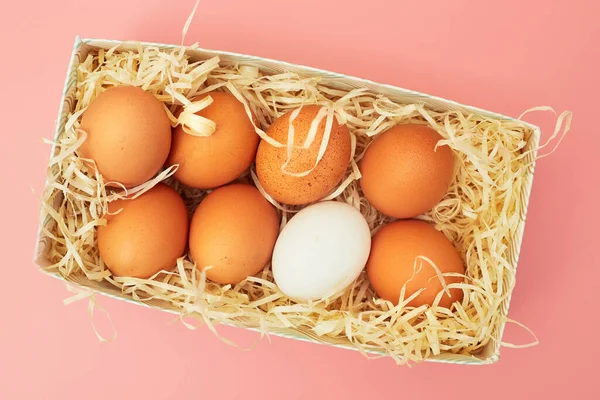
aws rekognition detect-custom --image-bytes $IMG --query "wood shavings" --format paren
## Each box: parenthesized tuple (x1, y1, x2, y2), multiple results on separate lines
(63, 284, 117, 343)
(36, 41, 566, 366)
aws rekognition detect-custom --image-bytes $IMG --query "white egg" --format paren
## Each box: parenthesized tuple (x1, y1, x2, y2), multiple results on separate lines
(272, 201, 372, 301)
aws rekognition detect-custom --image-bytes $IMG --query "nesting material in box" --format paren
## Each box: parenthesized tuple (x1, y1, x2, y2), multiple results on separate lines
(35, 36, 548, 365)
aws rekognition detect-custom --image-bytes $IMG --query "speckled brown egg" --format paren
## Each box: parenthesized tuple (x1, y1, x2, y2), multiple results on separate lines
(79, 85, 171, 188)
(98, 183, 189, 279)
(366, 219, 465, 309)
(360, 124, 454, 219)
(189, 183, 280, 285)
(167, 91, 259, 189)
(255, 105, 351, 205)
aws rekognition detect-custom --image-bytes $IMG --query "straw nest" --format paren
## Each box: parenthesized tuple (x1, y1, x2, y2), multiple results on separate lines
(39, 42, 566, 365)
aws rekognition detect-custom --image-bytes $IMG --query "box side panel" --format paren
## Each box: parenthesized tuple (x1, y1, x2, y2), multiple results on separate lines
(493, 126, 541, 355)
(34, 36, 86, 269)
(81, 38, 538, 129)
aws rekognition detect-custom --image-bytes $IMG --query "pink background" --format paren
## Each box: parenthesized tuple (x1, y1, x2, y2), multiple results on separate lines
(2, 0, 598, 398)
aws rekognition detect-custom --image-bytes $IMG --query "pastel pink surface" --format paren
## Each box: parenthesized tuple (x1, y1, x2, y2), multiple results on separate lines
(2, 0, 598, 398)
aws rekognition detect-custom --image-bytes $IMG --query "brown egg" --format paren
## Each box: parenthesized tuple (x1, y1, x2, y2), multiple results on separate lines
(98, 183, 189, 279)
(189, 183, 280, 284)
(366, 219, 465, 308)
(167, 91, 259, 189)
(360, 124, 454, 219)
(255, 105, 351, 205)
(79, 85, 171, 188)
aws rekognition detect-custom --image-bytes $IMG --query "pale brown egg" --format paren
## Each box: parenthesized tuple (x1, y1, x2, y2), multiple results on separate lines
(255, 105, 351, 205)
(167, 91, 259, 189)
(360, 124, 454, 219)
(366, 219, 465, 308)
(189, 183, 280, 284)
(79, 85, 171, 188)
(98, 183, 189, 279)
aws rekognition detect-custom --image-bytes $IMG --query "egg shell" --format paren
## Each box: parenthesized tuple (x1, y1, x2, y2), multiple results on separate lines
(167, 91, 259, 189)
(366, 219, 465, 308)
(98, 183, 189, 279)
(255, 105, 351, 205)
(272, 201, 371, 301)
(79, 85, 172, 188)
(189, 183, 280, 284)
(360, 124, 454, 219)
